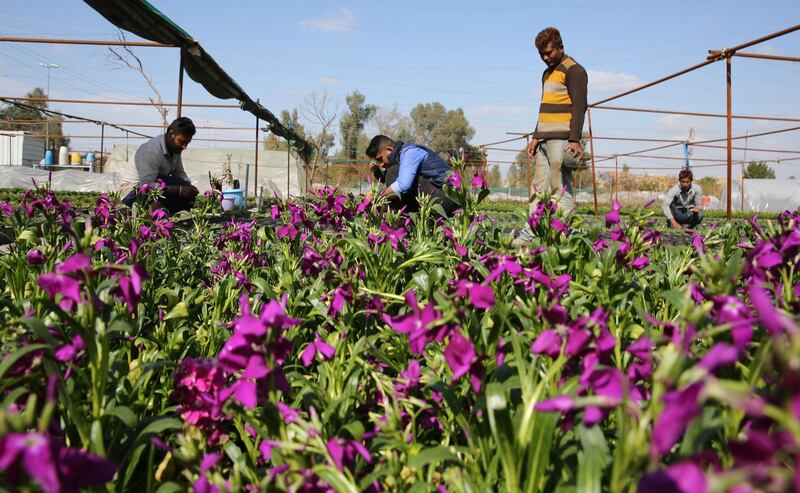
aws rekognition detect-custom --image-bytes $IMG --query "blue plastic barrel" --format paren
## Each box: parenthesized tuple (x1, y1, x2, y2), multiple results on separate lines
(222, 189, 244, 208)
(44, 149, 55, 165)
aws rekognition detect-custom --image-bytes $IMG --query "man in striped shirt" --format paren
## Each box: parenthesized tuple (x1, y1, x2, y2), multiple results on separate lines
(515, 27, 587, 246)
(528, 27, 588, 211)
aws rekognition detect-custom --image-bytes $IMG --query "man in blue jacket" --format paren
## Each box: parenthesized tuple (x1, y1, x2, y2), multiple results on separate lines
(365, 135, 458, 216)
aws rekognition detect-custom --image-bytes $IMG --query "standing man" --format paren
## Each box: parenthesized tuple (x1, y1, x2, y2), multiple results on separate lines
(662, 169, 704, 229)
(366, 135, 459, 216)
(119, 117, 199, 214)
(515, 27, 587, 245)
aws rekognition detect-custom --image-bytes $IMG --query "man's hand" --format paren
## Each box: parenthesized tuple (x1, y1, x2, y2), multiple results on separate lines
(166, 184, 199, 199)
(671, 219, 682, 230)
(527, 138, 540, 158)
(566, 141, 583, 160)
(690, 207, 700, 213)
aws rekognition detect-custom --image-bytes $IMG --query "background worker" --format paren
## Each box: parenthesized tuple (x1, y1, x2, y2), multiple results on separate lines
(119, 117, 199, 214)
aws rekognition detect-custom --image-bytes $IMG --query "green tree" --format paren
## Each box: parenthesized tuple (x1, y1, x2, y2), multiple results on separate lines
(338, 91, 376, 160)
(487, 164, 502, 188)
(265, 109, 305, 151)
(0, 87, 69, 149)
(409, 102, 475, 153)
(508, 150, 529, 189)
(743, 160, 775, 179)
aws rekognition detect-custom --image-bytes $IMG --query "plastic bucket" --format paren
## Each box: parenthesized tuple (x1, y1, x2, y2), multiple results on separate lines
(221, 196, 236, 212)
(70, 152, 82, 165)
(44, 149, 55, 165)
(223, 189, 244, 207)
(58, 146, 69, 165)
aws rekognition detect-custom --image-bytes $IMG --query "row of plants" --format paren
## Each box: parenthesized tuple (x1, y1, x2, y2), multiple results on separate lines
(0, 164, 798, 492)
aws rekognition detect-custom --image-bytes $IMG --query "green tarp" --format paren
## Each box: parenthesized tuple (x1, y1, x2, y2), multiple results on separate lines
(84, 0, 312, 161)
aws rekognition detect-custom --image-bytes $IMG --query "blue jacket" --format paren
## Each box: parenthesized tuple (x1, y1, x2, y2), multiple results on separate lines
(387, 142, 451, 195)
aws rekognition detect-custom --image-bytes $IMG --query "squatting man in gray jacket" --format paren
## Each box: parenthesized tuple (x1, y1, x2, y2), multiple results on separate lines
(662, 168, 704, 229)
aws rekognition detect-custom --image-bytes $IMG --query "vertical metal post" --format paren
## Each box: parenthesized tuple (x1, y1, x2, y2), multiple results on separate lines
(726, 56, 732, 220)
(526, 135, 532, 200)
(254, 99, 259, 197)
(286, 143, 291, 199)
(482, 146, 488, 174)
(614, 154, 619, 202)
(177, 49, 184, 118)
(587, 109, 599, 217)
(244, 162, 250, 207)
(741, 131, 748, 212)
(100, 123, 105, 173)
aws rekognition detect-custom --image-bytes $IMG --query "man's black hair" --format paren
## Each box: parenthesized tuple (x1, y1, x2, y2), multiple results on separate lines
(366, 135, 395, 158)
(167, 117, 196, 137)
(679, 168, 693, 181)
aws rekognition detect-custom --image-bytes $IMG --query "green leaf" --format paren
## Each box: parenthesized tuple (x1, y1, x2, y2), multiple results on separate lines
(0, 344, 49, 385)
(105, 406, 137, 428)
(576, 425, 609, 493)
(486, 383, 518, 492)
(313, 465, 359, 493)
(163, 301, 189, 320)
(155, 482, 183, 493)
(408, 446, 461, 468)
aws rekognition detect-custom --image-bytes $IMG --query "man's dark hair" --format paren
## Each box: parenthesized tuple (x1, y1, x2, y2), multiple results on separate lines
(167, 117, 196, 137)
(679, 169, 694, 181)
(535, 27, 563, 50)
(365, 135, 395, 158)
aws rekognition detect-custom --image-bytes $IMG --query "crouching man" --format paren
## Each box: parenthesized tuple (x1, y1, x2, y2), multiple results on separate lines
(119, 117, 199, 214)
(663, 168, 704, 229)
(366, 135, 459, 216)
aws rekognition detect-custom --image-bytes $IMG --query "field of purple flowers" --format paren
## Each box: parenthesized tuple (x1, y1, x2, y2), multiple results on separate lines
(0, 170, 798, 493)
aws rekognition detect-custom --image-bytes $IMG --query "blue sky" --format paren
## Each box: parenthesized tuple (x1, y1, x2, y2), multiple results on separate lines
(1, 1, 798, 179)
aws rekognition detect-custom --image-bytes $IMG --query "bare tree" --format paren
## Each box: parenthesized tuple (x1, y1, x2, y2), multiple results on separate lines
(300, 91, 339, 190)
(107, 29, 169, 128)
(372, 104, 414, 141)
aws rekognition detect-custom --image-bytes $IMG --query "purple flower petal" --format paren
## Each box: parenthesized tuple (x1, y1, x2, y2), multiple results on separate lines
(530, 329, 562, 358)
(651, 383, 703, 456)
(637, 461, 707, 493)
(444, 332, 476, 381)
(469, 284, 495, 309)
(699, 343, 738, 372)
(534, 395, 573, 413)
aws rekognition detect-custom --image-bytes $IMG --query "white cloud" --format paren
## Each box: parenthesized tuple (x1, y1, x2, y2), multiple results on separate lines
(299, 7, 355, 33)
(587, 69, 643, 93)
(652, 114, 715, 138)
(320, 76, 344, 86)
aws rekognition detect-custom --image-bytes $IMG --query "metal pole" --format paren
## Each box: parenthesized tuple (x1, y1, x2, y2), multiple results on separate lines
(732, 52, 800, 63)
(0, 36, 174, 47)
(0, 96, 238, 108)
(100, 123, 105, 173)
(590, 104, 800, 123)
(614, 154, 619, 202)
(177, 50, 184, 118)
(526, 136, 532, 200)
(726, 56, 732, 220)
(254, 99, 259, 197)
(587, 108, 599, 217)
(286, 143, 291, 199)
(741, 132, 748, 212)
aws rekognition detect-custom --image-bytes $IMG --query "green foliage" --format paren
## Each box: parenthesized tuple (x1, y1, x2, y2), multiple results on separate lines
(409, 102, 475, 153)
(0, 87, 69, 149)
(743, 160, 775, 179)
(339, 91, 376, 160)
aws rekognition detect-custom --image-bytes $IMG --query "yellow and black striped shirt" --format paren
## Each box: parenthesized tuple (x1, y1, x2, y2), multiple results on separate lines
(533, 55, 588, 142)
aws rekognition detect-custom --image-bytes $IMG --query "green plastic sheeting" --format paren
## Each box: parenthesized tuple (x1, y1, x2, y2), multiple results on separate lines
(84, 0, 312, 161)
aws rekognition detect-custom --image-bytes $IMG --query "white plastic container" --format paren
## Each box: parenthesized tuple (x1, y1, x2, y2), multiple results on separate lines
(58, 146, 69, 165)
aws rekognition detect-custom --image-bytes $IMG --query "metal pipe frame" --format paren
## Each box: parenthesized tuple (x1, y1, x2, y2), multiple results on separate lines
(0, 96, 238, 108)
(0, 36, 174, 47)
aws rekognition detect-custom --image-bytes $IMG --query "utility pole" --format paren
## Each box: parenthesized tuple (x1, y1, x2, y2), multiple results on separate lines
(39, 63, 59, 151)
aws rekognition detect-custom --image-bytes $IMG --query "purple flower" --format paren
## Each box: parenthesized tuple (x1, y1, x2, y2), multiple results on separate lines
(531, 329, 563, 358)
(605, 199, 621, 227)
(0, 200, 12, 216)
(747, 281, 797, 336)
(54, 335, 85, 364)
(301, 334, 335, 367)
(651, 383, 704, 456)
(534, 395, 574, 413)
(447, 172, 463, 189)
(444, 332, 483, 392)
(470, 173, 489, 190)
(0, 432, 116, 493)
(37, 273, 83, 311)
(384, 291, 446, 355)
(699, 343, 738, 372)
(27, 249, 45, 265)
(453, 280, 495, 309)
(626, 336, 653, 361)
(444, 332, 475, 381)
(171, 358, 229, 444)
(115, 264, 149, 313)
(278, 402, 300, 424)
(631, 256, 650, 270)
(551, 218, 567, 233)
(637, 461, 707, 493)
(326, 438, 371, 473)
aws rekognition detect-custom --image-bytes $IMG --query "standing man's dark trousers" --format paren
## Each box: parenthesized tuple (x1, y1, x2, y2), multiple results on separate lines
(383, 164, 459, 216)
(669, 205, 703, 228)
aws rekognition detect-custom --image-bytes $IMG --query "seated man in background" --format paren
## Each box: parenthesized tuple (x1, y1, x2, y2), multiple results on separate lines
(662, 168, 704, 229)
(365, 135, 459, 216)
(119, 117, 199, 214)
